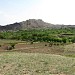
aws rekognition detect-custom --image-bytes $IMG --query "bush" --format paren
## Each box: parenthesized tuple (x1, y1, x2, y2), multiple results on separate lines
(71, 37, 75, 43)
(9, 43, 16, 49)
(49, 43, 53, 47)
(56, 43, 59, 46)
(0, 45, 1, 47)
(62, 38, 67, 43)
(53, 43, 56, 45)
(45, 44, 47, 46)
(30, 41, 33, 44)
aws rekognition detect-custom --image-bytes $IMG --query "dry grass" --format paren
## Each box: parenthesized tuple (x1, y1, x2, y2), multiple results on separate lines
(0, 52, 75, 75)
(0, 40, 75, 75)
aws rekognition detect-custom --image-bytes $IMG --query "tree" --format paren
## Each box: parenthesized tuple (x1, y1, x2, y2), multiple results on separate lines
(62, 38, 67, 43)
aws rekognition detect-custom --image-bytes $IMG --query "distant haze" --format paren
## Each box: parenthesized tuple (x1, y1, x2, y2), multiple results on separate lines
(0, 0, 75, 25)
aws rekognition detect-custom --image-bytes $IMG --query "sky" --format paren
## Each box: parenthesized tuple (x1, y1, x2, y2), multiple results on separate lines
(0, 0, 75, 25)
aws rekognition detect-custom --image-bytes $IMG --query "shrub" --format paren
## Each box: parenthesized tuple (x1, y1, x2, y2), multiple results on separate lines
(30, 41, 33, 44)
(45, 44, 47, 46)
(9, 43, 16, 49)
(53, 43, 56, 45)
(56, 43, 59, 46)
(62, 38, 67, 43)
(0, 45, 1, 47)
(49, 43, 53, 47)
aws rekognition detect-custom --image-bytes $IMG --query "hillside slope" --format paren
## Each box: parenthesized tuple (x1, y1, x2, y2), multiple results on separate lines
(0, 19, 75, 31)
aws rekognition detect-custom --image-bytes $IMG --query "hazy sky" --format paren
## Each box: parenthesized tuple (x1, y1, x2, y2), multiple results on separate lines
(0, 0, 75, 25)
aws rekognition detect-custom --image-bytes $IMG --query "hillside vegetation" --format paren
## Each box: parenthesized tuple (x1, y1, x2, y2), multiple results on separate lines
(0, 28, 75, 44)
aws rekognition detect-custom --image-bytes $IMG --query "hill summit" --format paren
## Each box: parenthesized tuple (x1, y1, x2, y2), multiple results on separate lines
(0, 19, 53, 31)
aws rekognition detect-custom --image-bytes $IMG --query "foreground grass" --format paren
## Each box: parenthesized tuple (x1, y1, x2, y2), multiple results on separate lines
(0, 52, 75, 75)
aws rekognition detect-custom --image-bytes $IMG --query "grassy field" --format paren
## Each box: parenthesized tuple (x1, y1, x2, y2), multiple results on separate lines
(0, 52, 75, 75)
(0, 40, 75, 75)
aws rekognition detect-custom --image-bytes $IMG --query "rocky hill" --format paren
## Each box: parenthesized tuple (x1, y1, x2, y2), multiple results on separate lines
(0, 19, 75, 31)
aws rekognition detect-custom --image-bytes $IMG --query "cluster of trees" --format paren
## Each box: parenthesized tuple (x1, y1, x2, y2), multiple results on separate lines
(0, 28, 75, 43)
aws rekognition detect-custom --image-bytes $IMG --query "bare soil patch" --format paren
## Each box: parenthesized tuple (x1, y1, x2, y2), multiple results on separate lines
(0, 42, 64, 54)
